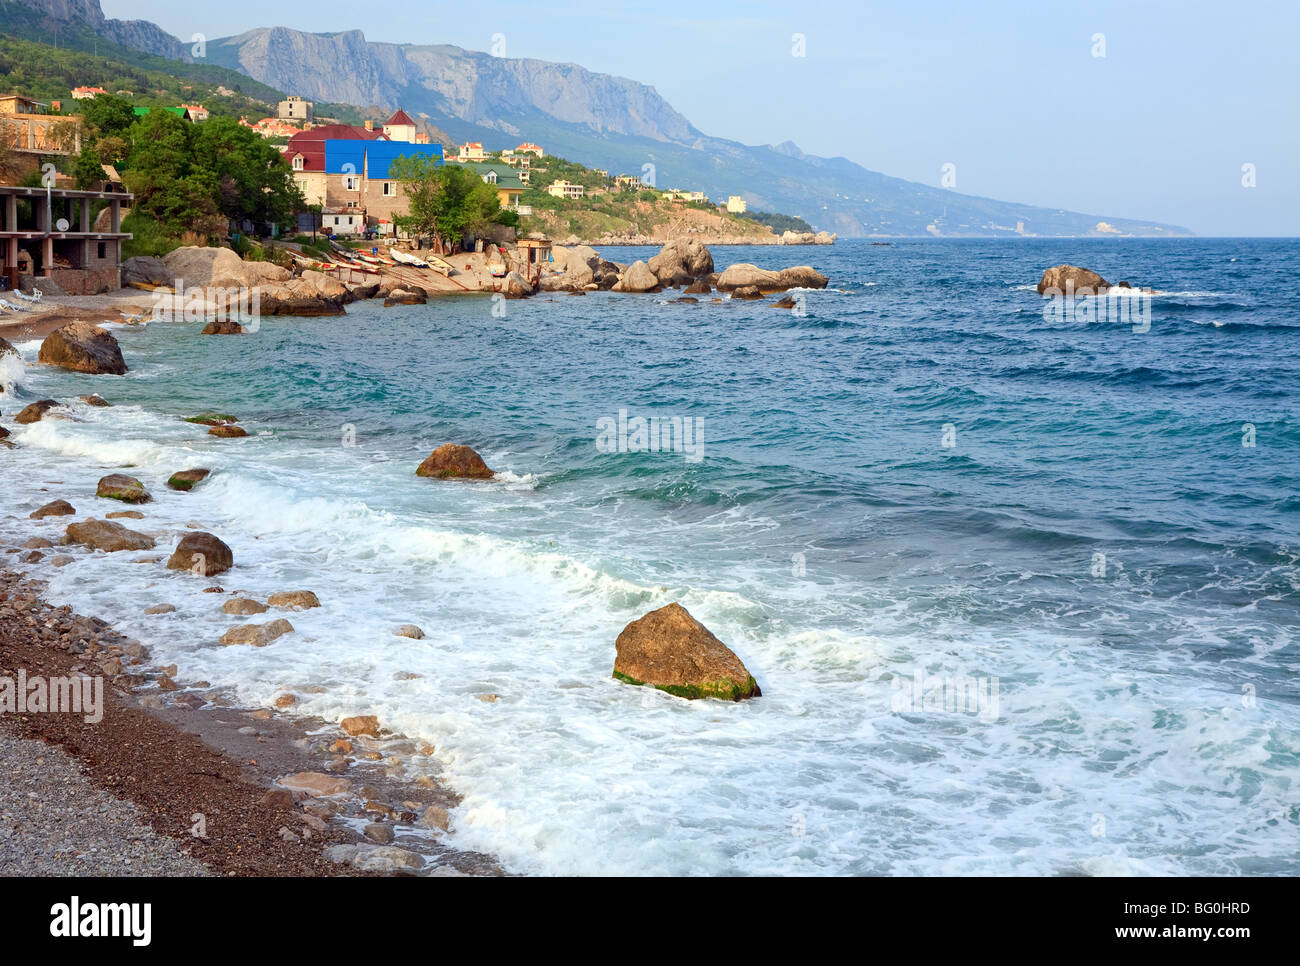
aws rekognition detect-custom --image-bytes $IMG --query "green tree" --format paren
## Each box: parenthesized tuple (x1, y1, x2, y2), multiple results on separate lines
(388, 156, 500, 253)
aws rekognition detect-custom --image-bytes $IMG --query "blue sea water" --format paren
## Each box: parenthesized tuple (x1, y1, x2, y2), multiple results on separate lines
(3, 237, 1298, 875)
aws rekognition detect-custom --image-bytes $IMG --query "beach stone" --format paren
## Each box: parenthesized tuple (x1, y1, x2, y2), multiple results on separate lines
(167, 468, 210, 491)
(23, 537, 53, 549)
(30, 499, 75, 519)
(340, 715, 380, 737)
(166, 531, 233, 576)
(415, 443, 494, 480)
(1037, 264, 1111, 295)
(157, 675, 178, 691)
(50, 555, 74, 567)
(220, 618, 293, 647)
(363, 823, 395, 844)
(22, 550, 43, 563)
(260, 788, 294, 809)
(279, 772, 351, 797)
(15, 400, 59, 424)
(419, 805, 451, 831)
(0, 336, 17, 358)
(64, 518, 155, 552)
(208, 424, 249, 438)
(612, 602, 761, 701)
(223, 597, 267, 616)
(268, 590, 320, 610)
(383, 287, 427, 307)
(79, 394, 111, 407)
(684, 279, 712, 294)
(770, 295, 798, 309)
(144, 604, 176, 615)
(395, 624, 425, 639)
(38, 322, 127, 375)
(730, 285, 763, 300)
(97, 473, 151, 504)
(274, 694, 297, 709)
(330, 739, 353, 754)
(324, 844, 422, 873)
(106, 510, 145, 519)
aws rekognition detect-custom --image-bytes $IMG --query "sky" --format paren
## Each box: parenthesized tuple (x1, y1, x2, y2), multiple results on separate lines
(102, 0, 1300, 235)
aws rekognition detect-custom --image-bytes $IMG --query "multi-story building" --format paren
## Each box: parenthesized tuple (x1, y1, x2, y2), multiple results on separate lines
(276, 96, 314, 122)
(545, 180, 585, 200)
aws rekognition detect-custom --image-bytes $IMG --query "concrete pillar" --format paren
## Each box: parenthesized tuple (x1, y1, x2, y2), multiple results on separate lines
(111, 199, 121, 234)
(42, 237, 53, 277)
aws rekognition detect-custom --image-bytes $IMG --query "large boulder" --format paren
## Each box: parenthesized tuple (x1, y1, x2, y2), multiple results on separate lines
(162, 246, 288, 290)
(259, 271, 350, 316)
(383, 287, 427, 307)
(501, 271, 533, 299)
(64, 518, 155, 552)
(38, 323, 127, 375)
(1037, 264, 1111, 295)
(612, 603, 761, 701)
(716, 264, 829, 294)
(614, 260, 660, 293)
(221, 618, 293, 647)
(15, 399, 60, 423)
(416, 443, 494, 480)
(121, 256, 171, 288)
(166, 531, 233, 576)
(647, 239, 713, 287)
(201, 317, 244, 335)
(97, 473, 151, 503)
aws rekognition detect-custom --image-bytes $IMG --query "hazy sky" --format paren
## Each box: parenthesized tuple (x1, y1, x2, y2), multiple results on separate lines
(102, 0, 1299, 235)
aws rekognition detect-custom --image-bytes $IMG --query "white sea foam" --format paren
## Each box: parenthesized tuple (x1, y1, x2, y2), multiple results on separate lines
(3, 360, 1296, 877)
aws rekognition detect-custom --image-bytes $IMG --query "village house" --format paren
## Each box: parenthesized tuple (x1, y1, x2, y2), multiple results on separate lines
(0, 94, 81, 156)
(70, 86, 108, 100)
(614, 174, 641, 190)
(515, 142, 543, 157)
(726, 195, 747, 213)
(282, 123, 443, 235)
(382, 108, 417, 144)
(461, 161, 526, 210)
(276, 96, 314, 122)
(545, 180, 584, 200)
(240, 116, 301, 139)
(457, 141, 487, 162)
(178, 104, 210, 122)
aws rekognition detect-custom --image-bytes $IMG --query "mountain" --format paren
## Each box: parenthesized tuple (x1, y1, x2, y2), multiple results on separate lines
(3, 0, 189, 59)
(3, 2, 1190, 237)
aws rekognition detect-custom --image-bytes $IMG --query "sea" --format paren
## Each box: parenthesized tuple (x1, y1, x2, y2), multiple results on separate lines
(2, 237, 1297, 875)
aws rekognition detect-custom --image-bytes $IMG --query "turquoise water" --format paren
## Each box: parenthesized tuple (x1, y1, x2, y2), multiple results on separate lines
(4, 237, 1297, 874)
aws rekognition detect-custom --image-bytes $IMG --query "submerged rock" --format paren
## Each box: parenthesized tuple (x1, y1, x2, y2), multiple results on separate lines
(97, 473, 151, 503)
(15, 399, 60, 424)
(79, 394, 111, 407)
(167, 531, 233, 576)
(208, 424, 249, 438)
(184, 412, 237, 426)
(223, 597, 268, 615)
(268, 590, 320, 610)
(38, 323, 128, 375)
(167, 468, 211, 491)
(612, 602, 761, 701)
(30, 499, 75, 519)
(64, 518, 156, 552)
(221, 618, 293, 647)
(416, 443, 494, 480)
(201, 317, 244, 335)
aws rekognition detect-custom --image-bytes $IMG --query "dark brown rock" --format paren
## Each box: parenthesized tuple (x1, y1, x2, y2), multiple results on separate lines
(30, 499, 75, 519)
(38, 322, 127, 375)
(415, 443, 494, 480)
(167, 468, 211, 491)
(166, 531, 233, 577)
(97, 473, 151, 503)
(15, 400, 59, 424)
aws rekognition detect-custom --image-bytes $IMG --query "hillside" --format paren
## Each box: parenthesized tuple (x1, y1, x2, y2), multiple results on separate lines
(4, 1, 1193, 237)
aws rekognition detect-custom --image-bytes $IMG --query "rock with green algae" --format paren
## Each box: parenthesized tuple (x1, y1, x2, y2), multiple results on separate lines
(612, 602, 761, 701)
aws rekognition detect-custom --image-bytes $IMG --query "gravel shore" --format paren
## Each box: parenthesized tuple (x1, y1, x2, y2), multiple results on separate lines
(0, 728, 208, 876)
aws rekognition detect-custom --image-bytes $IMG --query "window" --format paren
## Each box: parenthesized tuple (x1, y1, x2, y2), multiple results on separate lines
(97, 242, 106, 259)
(292, 155, 304, 171)
(383, 182, 394, 196)
(345, 175, 359, 191)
